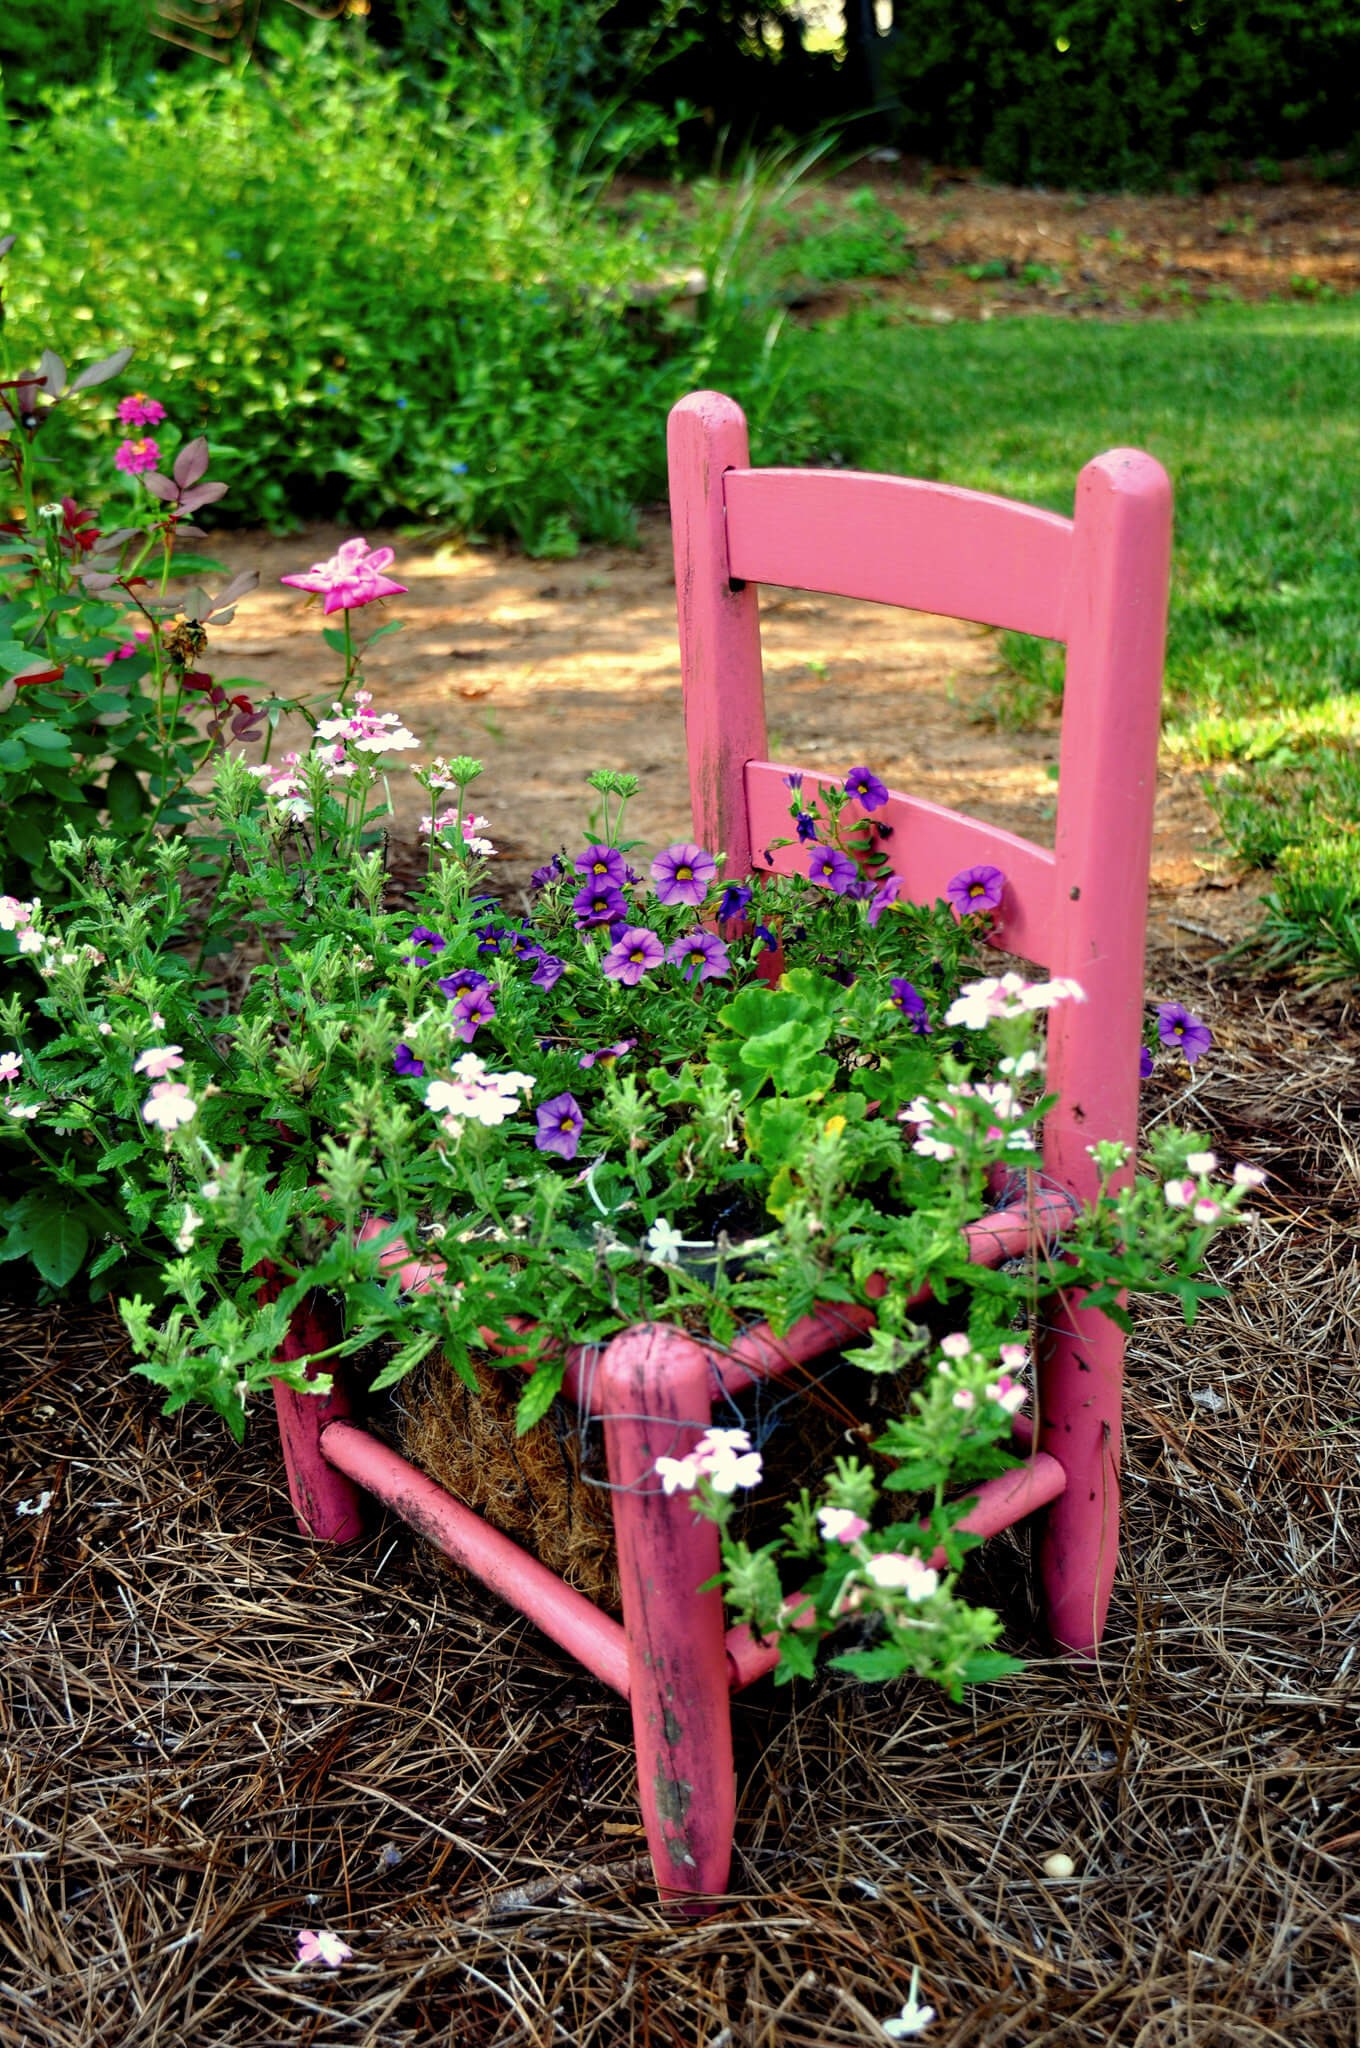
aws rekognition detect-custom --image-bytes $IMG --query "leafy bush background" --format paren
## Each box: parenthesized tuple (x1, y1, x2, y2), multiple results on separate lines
(881, 0, 1360, 187)
(0, 23, 816, 553)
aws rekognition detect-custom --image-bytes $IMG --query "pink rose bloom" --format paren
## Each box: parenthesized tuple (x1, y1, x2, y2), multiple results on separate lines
(114, 437, 161, 475)
(115, 393, 167, 428)
(280, 537, 407, 614)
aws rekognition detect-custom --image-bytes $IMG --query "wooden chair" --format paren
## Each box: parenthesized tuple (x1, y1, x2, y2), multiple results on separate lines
(269, 392, 1171, 1913)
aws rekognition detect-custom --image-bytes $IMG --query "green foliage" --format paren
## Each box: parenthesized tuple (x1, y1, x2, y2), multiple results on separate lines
(1, 25, 816, 553)
(791, 300, 1360, 971)
(0, 0, 159, 116)
(881, 0, 1360, 188)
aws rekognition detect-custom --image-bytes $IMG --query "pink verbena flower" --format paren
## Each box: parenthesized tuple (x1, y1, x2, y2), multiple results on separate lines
(114, 437, 161, 476)
(142, 1081, 197, 1130)
(133, 1045, 185, 1079)
(817, 1506, 869, 1544)
(115, 393, 167, 429)
(280, 537, 407, 614)
(295, 1929, 353, 1969)
(0, 1051, 21, 1084)
(864, 1552, 938, 1598)
(313, 689, 418, 754)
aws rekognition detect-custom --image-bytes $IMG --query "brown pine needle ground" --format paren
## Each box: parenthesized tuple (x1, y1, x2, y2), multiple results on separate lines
(3, 946, 1358, 2048)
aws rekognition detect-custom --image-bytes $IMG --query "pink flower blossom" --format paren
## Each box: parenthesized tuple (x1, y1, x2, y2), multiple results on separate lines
(951, 1388, 976, 1412)
(115, 393, 167, 428)
(133, 1045, 185, 1079)
(1192, 1197, 1223, 1225)
(102, 627, 152, 666)
(817, 1506, 869, 1544)
(1185, 1150, 1217, 1175)
(114, 436, 161, 475)
(0, 896, 35, 933)
(1163, 1178, 1197, 1210)
(313, 689, 418, 754)
(864, 1552, 939, 1598)
(142, 1081, 197, 1130)
(6, 1101, 40, 1120)
(999, 1341, 1029, 1371)
(939, 1332, 971, 1360)
(984, 1374, 1028, 1415)
(0, 1051, 20, 1085)
(280, 537, 407, 614)
(653, 1426, 762, 1497)
(295, 1929, 353, 1969)
(1233, 1163, 1267, 1189)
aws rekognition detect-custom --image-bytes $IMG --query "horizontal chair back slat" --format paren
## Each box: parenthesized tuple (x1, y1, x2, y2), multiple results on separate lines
(746, 762, 1056, 967)
(723, 467, 1075, 642)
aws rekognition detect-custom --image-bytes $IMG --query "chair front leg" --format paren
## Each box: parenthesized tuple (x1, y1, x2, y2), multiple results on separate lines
(271, 1290, 366, 1545)
(1036, 1289, 1122, 1654)
(596, 1325, 736, 1910)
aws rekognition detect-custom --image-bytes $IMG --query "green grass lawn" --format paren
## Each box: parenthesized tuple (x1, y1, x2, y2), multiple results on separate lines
(790, 302, 1360, 977)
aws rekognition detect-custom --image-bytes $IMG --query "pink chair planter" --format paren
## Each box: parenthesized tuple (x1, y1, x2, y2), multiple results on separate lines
(267, 395, 1172, 1909)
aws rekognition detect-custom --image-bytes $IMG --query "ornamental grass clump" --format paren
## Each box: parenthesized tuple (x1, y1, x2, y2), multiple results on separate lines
(0, 594, 1258, 1695)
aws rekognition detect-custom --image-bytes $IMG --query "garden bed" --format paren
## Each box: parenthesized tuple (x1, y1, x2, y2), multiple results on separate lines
(3, 894, 1355, 2047)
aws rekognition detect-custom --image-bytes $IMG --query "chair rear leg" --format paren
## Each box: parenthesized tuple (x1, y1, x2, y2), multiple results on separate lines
(271, 1291, 366, 1544)
(1036, 1291, 1122, 1654)
(597, 1325, 735, 1910)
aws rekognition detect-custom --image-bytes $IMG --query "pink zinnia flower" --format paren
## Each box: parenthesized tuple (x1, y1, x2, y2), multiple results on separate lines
(114, 437, 161, 475)
(133, 1045, 185, 1079)
(280, 537, 407, 614)
(115, 393, 167, 429)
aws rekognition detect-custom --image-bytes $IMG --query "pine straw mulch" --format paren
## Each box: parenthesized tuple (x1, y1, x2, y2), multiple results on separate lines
(2, 944, 1358, 2048)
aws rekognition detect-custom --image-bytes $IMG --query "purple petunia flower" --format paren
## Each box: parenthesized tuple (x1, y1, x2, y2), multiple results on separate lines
(573, 844, 627, 886)
(1139, 1045, 1155, 1080)
(807, 845, 860, 895)
(844, 765, 889, 812)
(1156, 1002, 1213, 1064)
(843, 875, 877, 902)
(602, 926, 664, 985)
(666, 930, 732, 983)
(531, 953, 566, 991)
(529, 856, 566, 890)
(650, 842, 717, 908)
(507, 930, 541, 960)
(795, 811, 819, 843)
(393, 1042, 425, 1076)
(889, 979, 931, 1033)
(782, 771, 804, 794)
(534, 1091, 585, 1161)
(573, 881, 628, 929)
(754, 924, 779, 952)
(473, 921, 505, 954)
(437, 968, 490, 999)
(867, 874, 901, 926)
(452, 988, 496, 1041)
(717, 883, 753, 925)
(578, 1038, 635, 1069)
(946, 865, 1006, 917)
(409, 925, 445, 953)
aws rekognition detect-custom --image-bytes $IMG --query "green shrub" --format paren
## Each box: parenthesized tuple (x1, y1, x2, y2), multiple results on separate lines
(1, 24, 817, 552)
(881, 0, 1360, 188)
(0, 0, 159, 115)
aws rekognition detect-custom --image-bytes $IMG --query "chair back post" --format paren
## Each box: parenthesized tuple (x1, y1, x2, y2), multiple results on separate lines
(667, 392, 769, 875)
(1045, 448, 1173, 1204)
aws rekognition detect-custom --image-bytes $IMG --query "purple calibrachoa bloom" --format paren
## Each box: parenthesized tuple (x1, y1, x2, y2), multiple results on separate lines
(573, 843, 627, 886)
(1139, 1045, 1155, 1080)
(795, 811, 819, 842)
(451, 988, 496, 1041)
(754, 924, 779, 952)
(437, 968, 490, 999)
(529, 856, 566, 890)
(472, 921, 506, 954)
(782, 771, 804, 793)
(717, 883, 753, 924)
(666, 930, 731, 983)
(946, 865, 1006, 917)
(844, 765, 889, 812)
(534, 1091, 585, 1161)
(807, 845, 860, 895)
(889, 979, 931, 1032)
(1156, 1001, 1213, 1064)
(650, 842, 717, 908)
(393, 1043, 425, 1077)
(409, 924, 445, 953)
(579, 1038, 635, 1068)
(602, 926, 664, 985)
(868, 875, 901, 927)
(573, 881, 627, 929)
(531, 953, 566, 991)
